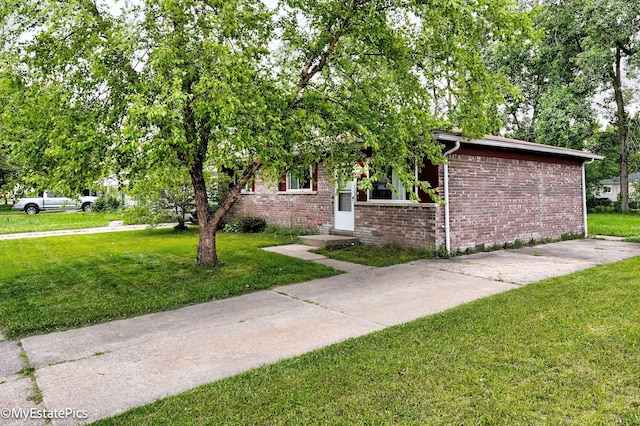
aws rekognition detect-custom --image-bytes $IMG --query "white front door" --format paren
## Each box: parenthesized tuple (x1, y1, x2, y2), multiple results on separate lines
(334, 178, 355, 231)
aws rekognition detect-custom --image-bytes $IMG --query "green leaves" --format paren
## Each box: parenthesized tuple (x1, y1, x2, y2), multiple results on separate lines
(1, 0, 535, 260)
(0, 0, 138, 192)
(274, 0, 533, 195)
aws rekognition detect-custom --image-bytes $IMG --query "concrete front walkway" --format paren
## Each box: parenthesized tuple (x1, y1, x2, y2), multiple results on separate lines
(0, 222, 176, 240)
(2, 239, 640, 425)
(263, 244, 374, 272)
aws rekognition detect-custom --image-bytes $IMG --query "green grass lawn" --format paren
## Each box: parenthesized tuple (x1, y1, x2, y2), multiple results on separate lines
(0, 211, 125, 234)
(588, 212, 640, 237)
(313, 243, 447, 267)
(0, 204, 13, 215)
(0, 229, 340, 338)
(94, 256, 640, 425)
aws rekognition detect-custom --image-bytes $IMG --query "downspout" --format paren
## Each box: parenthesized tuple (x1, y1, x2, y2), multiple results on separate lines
(443, 141, 461, 252)
(582, 159, 595, 238)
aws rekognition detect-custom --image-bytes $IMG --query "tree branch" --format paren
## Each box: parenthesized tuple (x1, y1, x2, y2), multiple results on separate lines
(210, 157, 262, 228)
(618, 41, 637, 58)
(78, 0, 139, 85)
(289, 0, 356, 107)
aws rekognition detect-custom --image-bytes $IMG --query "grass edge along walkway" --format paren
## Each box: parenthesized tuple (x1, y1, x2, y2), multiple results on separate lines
(0, 211, 124, 234)
(0, 229, 341, 339)
(94, 255, 640, 426)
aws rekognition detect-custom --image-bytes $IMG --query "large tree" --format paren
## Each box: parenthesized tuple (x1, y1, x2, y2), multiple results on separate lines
(579, 0, 640, 211)
(493, 2, 599, 148)
(1, 0, 532, 266)
(497, 0, 640, 210)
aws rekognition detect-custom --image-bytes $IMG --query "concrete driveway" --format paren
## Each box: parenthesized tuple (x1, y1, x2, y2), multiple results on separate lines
(2, 238, 640, 425)
(416, 238, 640, 285)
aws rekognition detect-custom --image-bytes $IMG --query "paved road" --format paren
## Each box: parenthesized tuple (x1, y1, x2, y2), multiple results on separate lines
(1, 238, 640, 425)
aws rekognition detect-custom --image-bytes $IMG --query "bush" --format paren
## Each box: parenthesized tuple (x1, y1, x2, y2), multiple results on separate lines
(92, 196, 122, 213)
(223, 221, 240, 233)
(122, 205, 171, 225)
(591, 205, 616, 213)
(237, 216, 267, 233)
(91, 197, 107, 212)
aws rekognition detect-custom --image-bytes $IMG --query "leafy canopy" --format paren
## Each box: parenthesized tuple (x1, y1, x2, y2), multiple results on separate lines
(1, 0, 533, 195)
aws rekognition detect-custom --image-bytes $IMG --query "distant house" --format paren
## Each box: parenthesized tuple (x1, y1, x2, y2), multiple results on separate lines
(594, 172, 640, 204)
(96, 174, 135, 207)
(229, 132, 602, 252)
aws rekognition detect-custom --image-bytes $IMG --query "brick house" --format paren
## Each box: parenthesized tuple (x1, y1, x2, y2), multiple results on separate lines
(228, 131, 602, 252)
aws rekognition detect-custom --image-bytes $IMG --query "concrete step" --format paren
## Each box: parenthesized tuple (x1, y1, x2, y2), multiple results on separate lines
(331, 229, 356, 237)
(297, 234, 358, 248)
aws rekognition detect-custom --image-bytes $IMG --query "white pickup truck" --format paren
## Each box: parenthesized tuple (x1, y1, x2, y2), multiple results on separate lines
(12, 192, 98, 215)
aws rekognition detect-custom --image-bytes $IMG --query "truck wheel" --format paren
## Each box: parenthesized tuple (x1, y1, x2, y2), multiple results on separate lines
(82, 202, 92, 212)
(25, 205, 39, 215)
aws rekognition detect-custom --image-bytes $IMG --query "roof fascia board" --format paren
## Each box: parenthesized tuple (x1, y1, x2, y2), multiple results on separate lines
(432, 132, 604, 161)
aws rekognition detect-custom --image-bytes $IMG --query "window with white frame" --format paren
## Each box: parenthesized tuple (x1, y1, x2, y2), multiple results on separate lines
(369, 168, 413, 201)
(287, 174, 312, 191)
(282, 166, 314, 192)
(240, 180, 254, 193)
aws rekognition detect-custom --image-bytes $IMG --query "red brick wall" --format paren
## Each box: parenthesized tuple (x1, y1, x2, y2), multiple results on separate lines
(446, 153, 585, 250)
(230, 163, 441, 249)
(354, 202, 439, 250)
(229, 154, 586, 252)
(228, 164, 334, 233)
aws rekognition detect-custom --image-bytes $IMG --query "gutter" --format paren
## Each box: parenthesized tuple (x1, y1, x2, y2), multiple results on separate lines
(433, 131, 604, 162)
(443, 141, 461, 252)
(582, 158, 595, 238)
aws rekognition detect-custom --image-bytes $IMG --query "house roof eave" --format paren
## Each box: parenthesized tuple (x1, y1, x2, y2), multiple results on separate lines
(432, 131, 604, 162)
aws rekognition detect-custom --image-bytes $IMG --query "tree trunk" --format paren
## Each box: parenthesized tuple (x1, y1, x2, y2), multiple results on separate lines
(612, 45, 629, 212)
(189, 157, 219, 267)
(196, 222, 218, 267)
(180, 90, 263, 266)
(189, 157, 263, 267)
(620, 157, 629, 211)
